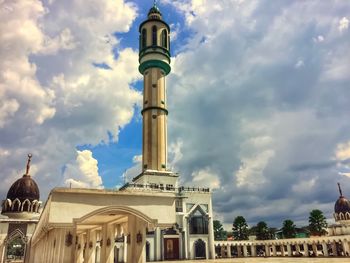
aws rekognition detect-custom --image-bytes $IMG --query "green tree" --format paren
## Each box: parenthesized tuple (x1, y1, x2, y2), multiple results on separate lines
(282, 219, 296, 238)
(232, 216, 249, 240)
(308, 209, 328, 236)
(213, 220, 227, 240)
(255, 221, 271, 240)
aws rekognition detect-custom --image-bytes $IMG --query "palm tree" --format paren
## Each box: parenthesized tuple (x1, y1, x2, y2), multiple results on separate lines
(309, 209, 328, 236)
(232, 216, 249, 240)
(282, 219, 296, 238)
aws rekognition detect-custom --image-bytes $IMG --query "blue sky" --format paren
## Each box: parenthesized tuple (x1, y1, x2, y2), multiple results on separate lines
(78, 1, 191, 189)
(1, 0, 350, 229)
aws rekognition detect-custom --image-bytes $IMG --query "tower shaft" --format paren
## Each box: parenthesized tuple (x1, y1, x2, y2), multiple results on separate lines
(138, 5, 171, 172)
(142, 68, 167, 171)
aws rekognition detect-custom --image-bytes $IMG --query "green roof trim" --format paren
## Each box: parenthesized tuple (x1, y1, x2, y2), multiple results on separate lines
(139, 60, 171, 75)
(139, 46, 171, 62)
(139, 19, 170, 32)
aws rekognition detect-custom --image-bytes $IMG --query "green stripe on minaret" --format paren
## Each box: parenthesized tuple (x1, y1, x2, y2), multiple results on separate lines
(139, 60, 171, 75)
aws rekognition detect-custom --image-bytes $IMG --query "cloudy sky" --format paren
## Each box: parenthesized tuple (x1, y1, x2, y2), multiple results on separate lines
(1, 0, 350, 229)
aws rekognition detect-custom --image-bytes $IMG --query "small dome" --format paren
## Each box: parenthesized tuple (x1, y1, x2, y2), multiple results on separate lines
(6, 175, 40, 202)
(1, 154, 41, 218)
(148, 3, 162, 19)
(334, 183, 350, 215)
(335, 196, 350, 214)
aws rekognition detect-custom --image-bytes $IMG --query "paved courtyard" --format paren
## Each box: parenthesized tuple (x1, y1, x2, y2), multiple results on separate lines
(155, 258, 350, 263)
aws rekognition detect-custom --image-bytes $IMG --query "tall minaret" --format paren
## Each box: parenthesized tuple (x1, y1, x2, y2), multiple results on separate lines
(139, 3, 171, 172)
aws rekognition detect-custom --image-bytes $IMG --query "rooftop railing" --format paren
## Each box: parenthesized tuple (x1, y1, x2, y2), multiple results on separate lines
(119, 183, 210, 193)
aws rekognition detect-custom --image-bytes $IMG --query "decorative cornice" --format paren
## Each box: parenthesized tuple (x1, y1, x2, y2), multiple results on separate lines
(139, 60, 171, 75)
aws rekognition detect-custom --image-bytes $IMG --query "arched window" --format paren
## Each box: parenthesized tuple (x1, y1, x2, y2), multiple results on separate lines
(194, 239, 206, 259)
(22, 199, 31, 212)
(189, 207, 208, 234)
(12, 199, 21, 211)
(161, 29, 167, 48)
(141, 29, 147, 49)
(152, 26, 157, 46)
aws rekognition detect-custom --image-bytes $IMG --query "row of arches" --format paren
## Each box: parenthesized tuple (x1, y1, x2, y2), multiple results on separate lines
(334, 212, 350, 221)
(140, 27, 168, 50)
(2, 198, 41, 213)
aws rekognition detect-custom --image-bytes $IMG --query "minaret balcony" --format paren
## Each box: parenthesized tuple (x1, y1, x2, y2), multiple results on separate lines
(139, 45, 170, 64)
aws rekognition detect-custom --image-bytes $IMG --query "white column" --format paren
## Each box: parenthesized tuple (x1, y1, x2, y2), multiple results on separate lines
(84, 229, 96, 263)
(226, 244, 231, 258)
(272, 245, 277, 256)
(303, 243, 309, 257)
(295, 243, 300, 256)
(312, 243, 318, 257)
(342, 240, 350, 256)
(0, 240, 6, 263)
(155, 227, 162, 260)
(243, 245, 248, 257)
(265, 244, 270, 257)
(287, 244, 292, 256)
(127, 215, 147, 263)
(74, 234, 83, 263)
(322, 242, 329, 256)
(208, 217, 215, 259)
(280, 245, 285, 257)
(100, 223, 115, 263)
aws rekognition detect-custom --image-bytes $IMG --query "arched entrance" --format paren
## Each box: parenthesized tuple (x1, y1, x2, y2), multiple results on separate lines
(3, 229, 27, 262)
(194, 239, 206, 259)
(74, 206, 158, 263)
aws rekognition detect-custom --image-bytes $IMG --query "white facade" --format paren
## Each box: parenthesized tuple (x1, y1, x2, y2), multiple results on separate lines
(25, 175, 215, 263)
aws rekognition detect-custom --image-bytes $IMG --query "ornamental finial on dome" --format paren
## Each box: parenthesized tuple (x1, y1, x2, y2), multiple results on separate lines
(148, 0, 162, 19)
(338, 182, 343, 197)
(25, 153, 32, 176)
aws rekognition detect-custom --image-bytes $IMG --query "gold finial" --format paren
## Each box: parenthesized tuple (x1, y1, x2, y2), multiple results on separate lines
(338, 182, 343, 197)
(25, 153, 32, 176)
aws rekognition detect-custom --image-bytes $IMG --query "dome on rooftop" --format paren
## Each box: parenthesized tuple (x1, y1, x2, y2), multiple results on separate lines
(6, 175, 40, 202)
(1, 154, 41, 218)
(148, 3, 162, 19)
(334, 183, 350, 222)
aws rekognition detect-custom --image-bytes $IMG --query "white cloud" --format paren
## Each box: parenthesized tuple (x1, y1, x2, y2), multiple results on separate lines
(64, 150, 103, 188)
(339, 17, 349, 32)
(236, 150, 274, 188)
(191, 167, 220, 190)
(294, 59, 304, 69)
(0, 0, 140, 198)
(313, 35, 324, 43)
(123, 154, 142, 183)
(335, 141, 350, 161)
(0, 99, 20, 128)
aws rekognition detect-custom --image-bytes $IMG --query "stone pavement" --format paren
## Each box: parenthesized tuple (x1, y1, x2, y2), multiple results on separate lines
(155, 258, 350, 263)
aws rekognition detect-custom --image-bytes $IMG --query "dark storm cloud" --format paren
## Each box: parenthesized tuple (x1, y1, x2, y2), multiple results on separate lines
(166, 0, 350, 227)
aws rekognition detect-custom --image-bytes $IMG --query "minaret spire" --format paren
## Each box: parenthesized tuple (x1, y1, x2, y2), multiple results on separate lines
(338, 182, 343, 197)
(25, 153, 33, 176)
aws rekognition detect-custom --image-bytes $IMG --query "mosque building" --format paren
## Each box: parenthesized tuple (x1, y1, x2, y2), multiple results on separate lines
(1, 2, 350, 263)
(0, 3, 215, 263)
